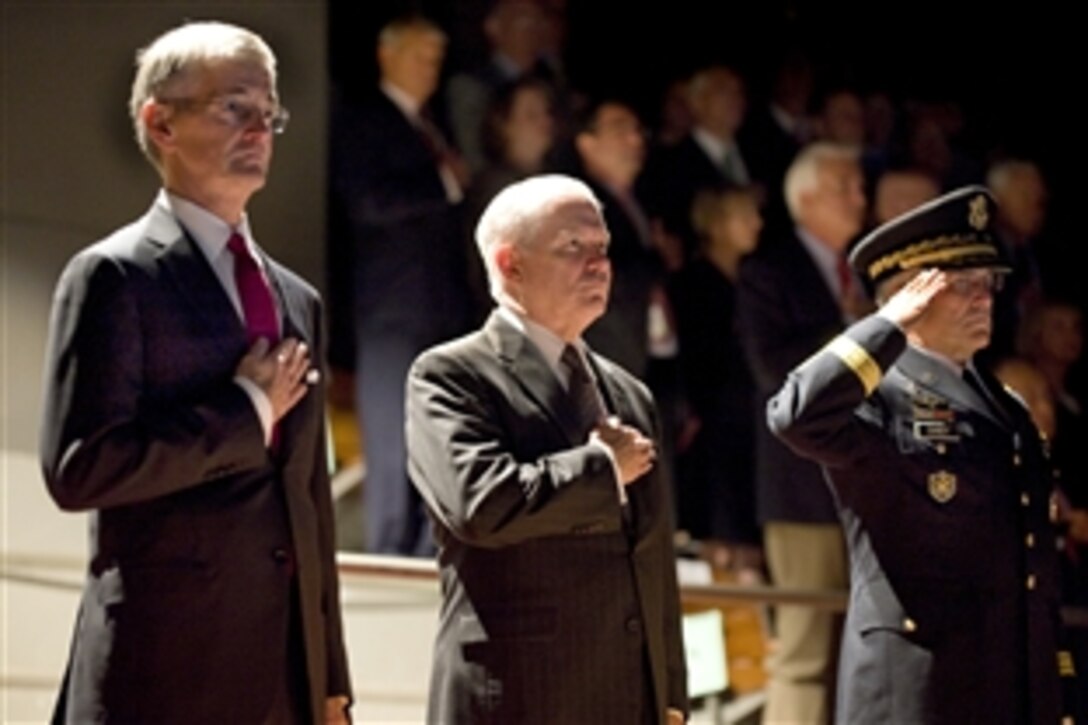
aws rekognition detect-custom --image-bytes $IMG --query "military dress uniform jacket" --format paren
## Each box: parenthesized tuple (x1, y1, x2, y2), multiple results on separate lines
(767, 314, 1071, 724)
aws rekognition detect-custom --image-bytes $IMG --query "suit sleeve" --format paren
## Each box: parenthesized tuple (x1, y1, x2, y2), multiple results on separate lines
(736, 255, 844, 392)
(39, 250, 267, 511)
(405, 350, 625, 548)
(766, 314, 906, 468)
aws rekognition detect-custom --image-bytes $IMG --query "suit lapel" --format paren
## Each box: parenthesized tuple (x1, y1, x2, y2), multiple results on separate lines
(898, 347, 1011, 429)
(148, 205, 246, 358)
(486, 312, 586, 445)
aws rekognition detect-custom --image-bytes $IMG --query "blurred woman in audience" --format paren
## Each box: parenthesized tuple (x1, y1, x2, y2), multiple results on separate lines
(463, 77, 557, 321)
(669, 184, 764, 576)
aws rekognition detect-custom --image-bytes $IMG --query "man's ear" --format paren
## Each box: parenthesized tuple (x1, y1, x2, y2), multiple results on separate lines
(141, 99, 174, 153)
(495, 243, 520, 281)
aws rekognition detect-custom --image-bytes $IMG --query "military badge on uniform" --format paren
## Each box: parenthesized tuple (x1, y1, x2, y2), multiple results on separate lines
(968, 194, 989, 230)
(911, 389, 960, 445)
(928, 470, 957, 503)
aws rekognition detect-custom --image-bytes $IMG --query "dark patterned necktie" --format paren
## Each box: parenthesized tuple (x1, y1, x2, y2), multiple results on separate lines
(227, 232, 279, 344)
(561, 344, 606, 436)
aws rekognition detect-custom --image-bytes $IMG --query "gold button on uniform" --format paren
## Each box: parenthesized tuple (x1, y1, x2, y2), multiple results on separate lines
(903, 618, 917, 632)
(1025, 533, 1035, 548)
(1026, 574, 1037, 590)
(1021, 492, 1031, 507)
(1013, 453, 1022, 466)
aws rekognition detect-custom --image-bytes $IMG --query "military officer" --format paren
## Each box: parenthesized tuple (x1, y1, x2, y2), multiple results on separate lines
(767, 185, 1078, 723)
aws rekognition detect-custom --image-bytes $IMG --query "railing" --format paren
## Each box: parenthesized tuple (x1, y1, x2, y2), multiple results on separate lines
(11, 550, 1088, 620)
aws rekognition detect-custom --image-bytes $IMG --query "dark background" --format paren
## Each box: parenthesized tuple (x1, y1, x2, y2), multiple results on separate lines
(329, 0, 1077, 235)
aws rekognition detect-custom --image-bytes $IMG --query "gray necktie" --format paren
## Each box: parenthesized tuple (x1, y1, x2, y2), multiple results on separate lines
(561, 344, 606, 435)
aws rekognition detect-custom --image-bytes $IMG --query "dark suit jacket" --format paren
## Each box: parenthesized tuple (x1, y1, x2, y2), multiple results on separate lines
(582, 178, 661, 380)
(638, 133, 747, 258)
(768, 314, 1071, 723)
(736, 232, 844, 524)
(329, 88, 469, 341)
(405, 311, 688, 724)
(40, 202, 351, 724)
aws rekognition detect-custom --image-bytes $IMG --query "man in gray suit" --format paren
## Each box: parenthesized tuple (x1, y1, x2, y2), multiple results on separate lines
(406, 174, 688, 724)
(40, 21, 351, 724)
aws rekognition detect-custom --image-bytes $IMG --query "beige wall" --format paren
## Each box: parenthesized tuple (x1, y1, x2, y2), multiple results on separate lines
(0, 1, 330, 457)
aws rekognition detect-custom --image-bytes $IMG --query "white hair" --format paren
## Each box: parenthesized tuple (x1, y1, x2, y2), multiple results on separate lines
(474, 174, 600, 301)
(783, 141, 860, 221)
(986, 158, 1042, 197)
(129, 21, 277, 166)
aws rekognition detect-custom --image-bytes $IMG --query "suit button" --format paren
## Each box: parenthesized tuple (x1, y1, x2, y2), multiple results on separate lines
(272, 548, 290, 563)
(1026, 533, 1035, 548)
(902, 618, 917, 633)
(625, 616, 642, 635)
(1021, 492, 1031, 507)
(1026, 574, 1037, 591)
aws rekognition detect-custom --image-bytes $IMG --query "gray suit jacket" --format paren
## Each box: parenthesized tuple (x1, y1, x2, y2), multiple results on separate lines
(40, 202, 351, 724)
(406, 311, 688, 724)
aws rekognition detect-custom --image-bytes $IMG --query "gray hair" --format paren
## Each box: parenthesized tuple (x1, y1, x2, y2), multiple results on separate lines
(129, 21, 277, 166)
(986, 158, 1042, 196)
(475, 174, 600, 301)
(783, 141, 860, 221)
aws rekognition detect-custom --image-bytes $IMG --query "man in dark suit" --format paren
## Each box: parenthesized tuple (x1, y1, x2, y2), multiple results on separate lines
(736, 141, 867, 722)
(405, 174, 688, 724)
(639, 64, 751, 261)
(329, 13, 472, 555)
(767, 186, 1079, 723)
(39, 21, 351, 724)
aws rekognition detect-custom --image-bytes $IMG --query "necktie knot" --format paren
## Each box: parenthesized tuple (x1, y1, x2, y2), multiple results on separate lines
(227, 232, 279, 345)
(227, 231, 248, 257)
(561, 344, 606, 435)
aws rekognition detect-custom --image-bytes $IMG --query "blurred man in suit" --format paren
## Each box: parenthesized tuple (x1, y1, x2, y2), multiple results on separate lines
(736, 141, 867, 723)
(405, 174, 688, 724)
(639, 64, 751, 261)
(330, 13, 472, 555)
(768, 186, 1079, 722)
(40, 21, 351, 724)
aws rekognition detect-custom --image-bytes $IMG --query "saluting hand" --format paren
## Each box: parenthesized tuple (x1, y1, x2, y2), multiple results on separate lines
(879, 268, 948, 331)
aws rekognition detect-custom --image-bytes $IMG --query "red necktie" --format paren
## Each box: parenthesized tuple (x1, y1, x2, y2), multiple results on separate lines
(837, 254, 854, 301)
(228, 232, 282, 449)
(227, 232, 279, 344)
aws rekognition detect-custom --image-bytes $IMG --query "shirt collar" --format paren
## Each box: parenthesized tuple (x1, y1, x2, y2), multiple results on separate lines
(796, 225, 840, 278)
(497, 305, 589, 386)
(692, 126, 733, 165)
(910, 342, 966, 377)
(381, 80, 422, 121)
(157, 189, 256, 263)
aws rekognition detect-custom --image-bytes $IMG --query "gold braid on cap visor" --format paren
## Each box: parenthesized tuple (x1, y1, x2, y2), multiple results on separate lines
(867, 235, 1000, 280)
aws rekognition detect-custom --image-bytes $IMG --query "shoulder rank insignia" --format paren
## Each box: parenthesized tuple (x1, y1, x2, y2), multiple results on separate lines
(928, 470, 957, 503)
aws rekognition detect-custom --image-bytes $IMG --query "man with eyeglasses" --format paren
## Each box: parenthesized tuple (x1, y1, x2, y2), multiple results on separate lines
(40, 21, 352, 724)
(766, 186, 1078, 723)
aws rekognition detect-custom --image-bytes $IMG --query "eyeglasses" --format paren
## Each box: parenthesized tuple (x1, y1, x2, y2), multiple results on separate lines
(162, 94, 290, 134)
(946, 270, 1006, 296)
